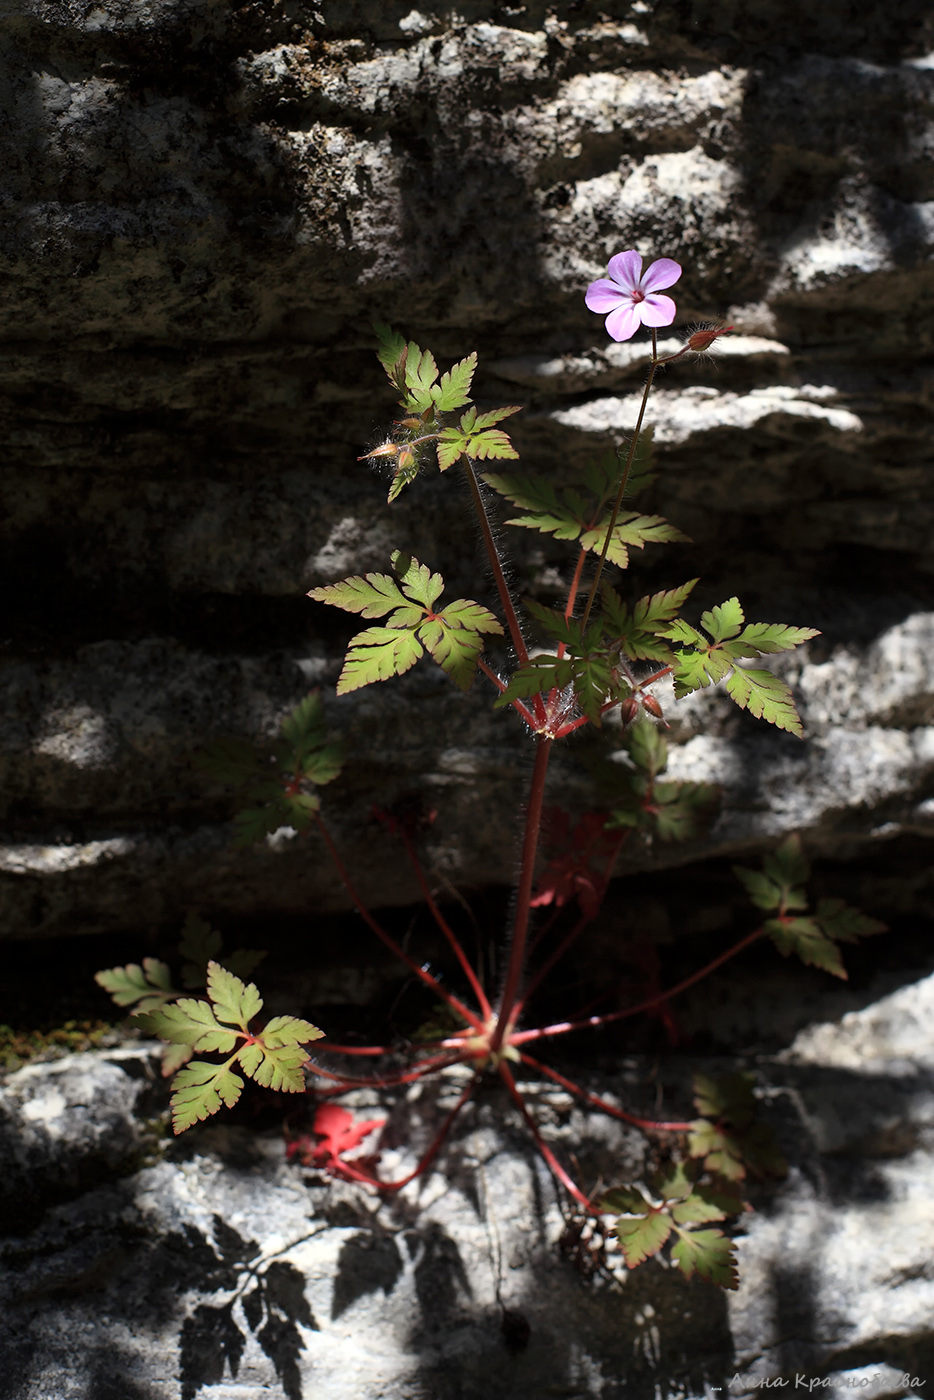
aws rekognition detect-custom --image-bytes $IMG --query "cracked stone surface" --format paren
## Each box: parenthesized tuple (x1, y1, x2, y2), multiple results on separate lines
(2, 970, 934, 1398)
(3, 0, 934, 940)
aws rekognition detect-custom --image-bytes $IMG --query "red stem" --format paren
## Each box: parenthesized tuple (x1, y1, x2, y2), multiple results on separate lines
(517, 831, 627, 1013)
(399, 831, 493, 1020)
(313, 813, 484, 1032)
(579, 329, 658, 631)
(477, 658, 537, 728)
(490, 735, 553, 1051)
(328, 1074, 478, 1191)
(308, 1050, 467, 1093)
(512, 927, 765, 1045)
(462, 458, 532, 672)
(498, 1062, 591, 1209)
(518, 1052, 693, 1133)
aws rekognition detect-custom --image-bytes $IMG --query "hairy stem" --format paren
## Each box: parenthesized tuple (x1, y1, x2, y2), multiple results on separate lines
(476, 657, 537, 728)
(512, 927, 765, 1045)
(490, 735, 553, 1051)
(313, 813, 484, 1032)
(579, 329, 658, 630)
(400, 830, 493, 1020)
(462, 456, 535, 678)
(518, 1052, 693, 1132)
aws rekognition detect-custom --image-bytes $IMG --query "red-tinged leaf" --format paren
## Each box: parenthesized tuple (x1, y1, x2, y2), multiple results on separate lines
(614, 1209, 672, 1267)
(671, 1228, 739, 1289)
(311, 1103, 385, 1168)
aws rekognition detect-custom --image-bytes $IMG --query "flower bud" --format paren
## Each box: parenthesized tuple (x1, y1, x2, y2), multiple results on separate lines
(358, 441, 400, 461)
(641, 694, 663, 719)
(619, 696, 639, 725)
(687, 325, 733, 352)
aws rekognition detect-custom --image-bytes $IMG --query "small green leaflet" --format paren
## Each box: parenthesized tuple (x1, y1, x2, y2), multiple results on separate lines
(134, 960, 323, 1134)
(374, 322, 407, 380)
(170, 1062, 245, 1134)
(337, 627, 425, 694)
(734, 834, 809, 914)
(314, 554, 502, 695)
(765, 915, 848, 978)
(601, 580, 698, 661)
(431, 352, 477, 411)
(482, 471, 686, 569)
(725, 667, 804, 738)
(95, 957, 175, 1011)
(670, 1230, 738, 1289)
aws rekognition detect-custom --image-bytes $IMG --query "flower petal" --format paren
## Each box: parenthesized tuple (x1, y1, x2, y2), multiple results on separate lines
(607, 250, 642, 291)
(605, 302, 642, 341)
(640, 258, 682, 293)
(639, 293, 677, 327)
(585, 279, 628, 313)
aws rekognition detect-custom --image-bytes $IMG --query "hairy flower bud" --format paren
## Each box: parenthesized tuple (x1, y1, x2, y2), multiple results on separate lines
(358, 441, 400, 461)
(641, 694, 664, 719)
(687, 325, 734, 353)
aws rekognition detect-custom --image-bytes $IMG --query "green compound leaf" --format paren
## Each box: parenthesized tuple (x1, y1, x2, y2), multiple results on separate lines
(483, 472, 685, 569)
(733, 866, 786, 912)
(280, 691, 327, 749)
(95, 957, 176, 1010)
(628, 719, 667, 777)
(308, 572, 407, 618)
(671, 1229, 739, 1289)
(725, 667, 804, 737)
(431, 351, 477, 411)
(614, 1208, 673, 1268)
(206, 961, 263, 1029)
(170, 1060, 245, 1133)
(601, 580, 698, 662)
(765, 915, 847, 978)
(336, 627, 424, 695)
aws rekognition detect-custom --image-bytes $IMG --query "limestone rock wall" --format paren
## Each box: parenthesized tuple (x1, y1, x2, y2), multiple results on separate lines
(4, 0, 934, 938)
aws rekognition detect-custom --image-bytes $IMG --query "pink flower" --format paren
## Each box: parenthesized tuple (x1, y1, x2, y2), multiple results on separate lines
(585, 250, 682, 342)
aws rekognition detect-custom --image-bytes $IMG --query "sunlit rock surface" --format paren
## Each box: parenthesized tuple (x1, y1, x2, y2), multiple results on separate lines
(3, 969, 934, 1397)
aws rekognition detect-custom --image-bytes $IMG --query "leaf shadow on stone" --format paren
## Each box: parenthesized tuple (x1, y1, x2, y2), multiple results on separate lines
(331, 1230, 404, 1319)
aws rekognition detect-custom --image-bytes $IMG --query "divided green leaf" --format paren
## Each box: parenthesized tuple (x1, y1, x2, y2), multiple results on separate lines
(670, 1229, 738, 1289)
(95, 958, 175, 1011)
(431, 352, 477, 411)
(170, 1061, 245, 1133)
(337, 627, 424, 695)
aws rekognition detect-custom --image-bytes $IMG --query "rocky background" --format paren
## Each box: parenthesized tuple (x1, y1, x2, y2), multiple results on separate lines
(4, 3, 934, 1398)
(3, 0, 934, 946)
